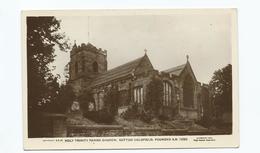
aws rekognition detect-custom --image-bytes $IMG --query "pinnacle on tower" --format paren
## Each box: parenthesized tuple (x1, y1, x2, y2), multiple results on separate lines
(186, 54, 189, 61)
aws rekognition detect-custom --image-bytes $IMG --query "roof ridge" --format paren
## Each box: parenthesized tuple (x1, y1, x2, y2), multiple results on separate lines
(163, 63, 186, 72)
(100, 55, 144, 75)
(90, 55, 148, 87)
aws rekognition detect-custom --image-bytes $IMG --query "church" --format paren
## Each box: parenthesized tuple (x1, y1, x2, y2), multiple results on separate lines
(68, 42, 210, 121)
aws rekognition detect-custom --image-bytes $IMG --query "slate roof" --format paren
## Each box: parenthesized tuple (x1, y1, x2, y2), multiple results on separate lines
(90, 55, 145, 87)
(162, 63, 186, 76)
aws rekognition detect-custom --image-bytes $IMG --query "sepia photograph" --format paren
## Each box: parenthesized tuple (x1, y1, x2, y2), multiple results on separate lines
(22, 9, 238, 149)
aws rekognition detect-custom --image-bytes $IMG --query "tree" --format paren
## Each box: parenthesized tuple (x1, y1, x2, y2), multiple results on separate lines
(78, 89, 94, 113)
(27, 17, 69, 110)
(39, 75, 60, 111)
(145, 77, 164, 116)
(81, 87, 117, 124)
(104, 85, 119, 116)
(209, 64, 232, 120)
(52, 84, 75, 113)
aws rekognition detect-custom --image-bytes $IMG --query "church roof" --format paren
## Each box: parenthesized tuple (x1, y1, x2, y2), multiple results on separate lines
(162, 63, 186, 76)
(90, 55, 147, 87)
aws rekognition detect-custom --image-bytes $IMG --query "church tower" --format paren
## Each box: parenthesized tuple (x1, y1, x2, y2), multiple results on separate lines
(69, 42, 107, 95)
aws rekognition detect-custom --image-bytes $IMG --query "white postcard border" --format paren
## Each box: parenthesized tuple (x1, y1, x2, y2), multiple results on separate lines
(22, 9, 239, 150)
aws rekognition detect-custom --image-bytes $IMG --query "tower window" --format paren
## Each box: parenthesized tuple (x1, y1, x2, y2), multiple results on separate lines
(82, 60, 85, 72)
(93, 61, 98, 72)
(75, 62, 78, 74)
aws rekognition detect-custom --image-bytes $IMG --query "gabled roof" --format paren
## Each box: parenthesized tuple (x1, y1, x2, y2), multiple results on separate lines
(162, 61, 198, 82)
(163, 63, 186, 76)
(90, 54, 150, 87)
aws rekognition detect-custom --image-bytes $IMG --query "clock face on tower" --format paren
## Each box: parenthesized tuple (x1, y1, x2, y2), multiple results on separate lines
(71, 101, 80, 112)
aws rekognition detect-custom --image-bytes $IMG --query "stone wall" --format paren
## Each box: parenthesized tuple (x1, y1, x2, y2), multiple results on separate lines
(67, 125, 124, 137)
(32, 113, 67, 138)
(66, 125, 209, 137)
(67, 125, 163, 137)
(124, 127, 162, 136)
(35, 113, 210, 137)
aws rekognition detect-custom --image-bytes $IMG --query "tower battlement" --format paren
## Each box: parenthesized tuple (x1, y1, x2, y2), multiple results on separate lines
(71, 42, 107, 57)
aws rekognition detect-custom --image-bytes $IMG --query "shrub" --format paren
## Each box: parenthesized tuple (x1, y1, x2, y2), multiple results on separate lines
(139, 110, 153, 123)
(121, 104, 139, 120)
(145, 76, 163, 116)
(103, 85, 119, 116)
(78, 90, 94, 113)
(47, 84, 75, 114)
(84, 109, 114, 124)
(158, 114, 169, 121)
(196, 116, 213, 128)
(121, 104, 153, 123)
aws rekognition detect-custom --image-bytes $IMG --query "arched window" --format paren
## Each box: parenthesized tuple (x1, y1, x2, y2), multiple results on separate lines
(134, 86, 143, 104)
(183, 75, 194, 108)
(93, 61, 98, 72)
(163, 81, 173, 106)
(197, 94, 203, 117)
(75, 62, 78, 74)
(82, 60, 85, 72)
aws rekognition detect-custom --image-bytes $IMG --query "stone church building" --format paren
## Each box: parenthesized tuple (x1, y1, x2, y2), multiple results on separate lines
(68, 42, 209, 121)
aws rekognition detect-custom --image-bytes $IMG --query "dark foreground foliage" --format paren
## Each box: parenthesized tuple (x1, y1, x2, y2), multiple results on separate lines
(84, 109, 114, 124)
(209, 64, 232, 122)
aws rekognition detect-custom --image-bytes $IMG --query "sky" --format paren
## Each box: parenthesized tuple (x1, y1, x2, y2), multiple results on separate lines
(51, 11, 232, 84)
